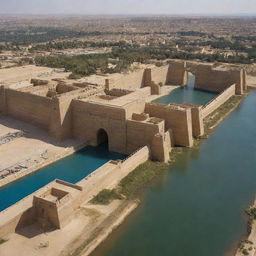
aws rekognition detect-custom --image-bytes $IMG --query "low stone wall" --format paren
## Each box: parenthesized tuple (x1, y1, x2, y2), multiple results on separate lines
(77, 146, 150, 199)
(56, 83, 79, 94)
(202, 84, 236, 118)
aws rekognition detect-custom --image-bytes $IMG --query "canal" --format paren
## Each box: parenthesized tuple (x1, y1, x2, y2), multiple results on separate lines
(95, 90, 256, 256)
(154, 75, 217, 105)
(0, 143, 125, 211)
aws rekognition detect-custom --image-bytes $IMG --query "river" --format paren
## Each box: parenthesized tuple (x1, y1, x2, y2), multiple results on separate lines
(95, 90, 256, 256)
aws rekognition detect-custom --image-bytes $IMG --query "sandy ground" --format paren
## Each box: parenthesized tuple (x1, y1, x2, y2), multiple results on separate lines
(0, 65, 70, 87)
(0, 116, 84, 187)
(235, 200, 256, 256)
(0, 200, 138, 256)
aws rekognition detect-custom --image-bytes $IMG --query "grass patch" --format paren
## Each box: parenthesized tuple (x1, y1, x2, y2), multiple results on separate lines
(0, 238, 7, 245)
(90, 189, 122, 205)
(245, 206, 256, 220)
(118, 161, 168, 198)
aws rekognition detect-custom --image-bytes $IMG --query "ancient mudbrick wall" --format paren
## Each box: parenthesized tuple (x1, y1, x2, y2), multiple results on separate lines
(166, 61, 188, 86)
(5, 88, 52, 129)
(49, 96, 73, 140)
(72, 100, 127, 154)
(0, 86, 6, 115)
(151, 65, 169, 85)
(106, 69, 146, 90)
(126, 119, 165, 154)
(151, 130, 172, 162)
(195, 65, 246, 94)
(145, 103, 193, 147)
(180, 104, 204, 138)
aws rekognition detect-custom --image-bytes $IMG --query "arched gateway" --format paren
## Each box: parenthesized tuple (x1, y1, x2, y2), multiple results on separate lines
(97, 129, 109, 145)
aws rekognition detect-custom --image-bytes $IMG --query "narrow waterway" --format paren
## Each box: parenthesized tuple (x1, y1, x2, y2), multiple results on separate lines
(154, 75, 217, 105)
(95, 90, 256, 256)
(0, 144, 125, 211)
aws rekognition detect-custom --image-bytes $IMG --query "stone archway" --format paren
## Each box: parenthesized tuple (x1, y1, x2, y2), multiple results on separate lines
(97, 129, 109, 146)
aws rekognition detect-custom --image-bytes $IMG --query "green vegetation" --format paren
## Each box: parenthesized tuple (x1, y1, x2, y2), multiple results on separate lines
(0, 238, 7, 245)
(91, 147, 186, 205)
(34, 45, 151, 78)
(29, 40, 129, 52)
(177, 31, 210, 37)
(90, 189, 122, 205)
(242, 249, 249, 255)
(0, 28, 104, 45)
(34, 42, 254, 79)
(35, 54, 109, 78)
(246, 206, 256, 220)
(91, 161, 167, 204)
(118, 161, 168, 198)
(239, 239, 254, 253)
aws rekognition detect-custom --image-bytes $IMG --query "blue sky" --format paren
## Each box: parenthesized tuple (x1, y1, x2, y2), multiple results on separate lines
(0, 0, 255, 15)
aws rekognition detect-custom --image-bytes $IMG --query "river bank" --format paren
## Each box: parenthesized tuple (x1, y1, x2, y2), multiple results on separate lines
(85, 92, 248, 256)
(96, 89, 256, 256)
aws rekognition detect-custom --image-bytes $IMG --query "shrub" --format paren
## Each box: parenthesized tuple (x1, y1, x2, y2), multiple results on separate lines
(90, 189, 122, 205)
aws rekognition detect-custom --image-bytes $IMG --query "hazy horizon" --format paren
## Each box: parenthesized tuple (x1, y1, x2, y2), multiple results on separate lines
(0, 0, 255, 16)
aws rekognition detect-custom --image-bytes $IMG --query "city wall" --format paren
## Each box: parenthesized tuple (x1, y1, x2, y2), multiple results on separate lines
(0, 61, 248, 160)
(106, 68, 147, 90)
(0, 85, 105, 140)
(195, 65, 246, 95)
(2, 88, 52, 130)
(106, 62, 188, 90)
(72, 100, 128, 154)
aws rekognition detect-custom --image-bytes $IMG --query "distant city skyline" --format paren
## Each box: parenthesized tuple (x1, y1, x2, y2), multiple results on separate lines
(0, 0, 255, 15)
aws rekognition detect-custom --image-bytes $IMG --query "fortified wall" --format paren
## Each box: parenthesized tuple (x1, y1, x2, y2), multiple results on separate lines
(194, 64, 247, 95)
(0, 61, 248, 163)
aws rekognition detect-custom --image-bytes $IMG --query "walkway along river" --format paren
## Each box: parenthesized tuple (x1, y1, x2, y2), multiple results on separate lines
(0, 144, 125, 211)
(94, 90, 256, 256)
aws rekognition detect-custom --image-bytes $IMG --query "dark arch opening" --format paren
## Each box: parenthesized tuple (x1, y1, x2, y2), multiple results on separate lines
(97, 129, 109, 145)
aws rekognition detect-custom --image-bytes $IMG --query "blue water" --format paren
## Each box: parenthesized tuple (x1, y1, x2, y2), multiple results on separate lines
(94, 91, 256, 256)
(0, 144, 125, 211)
(154, 76, 217, 105)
